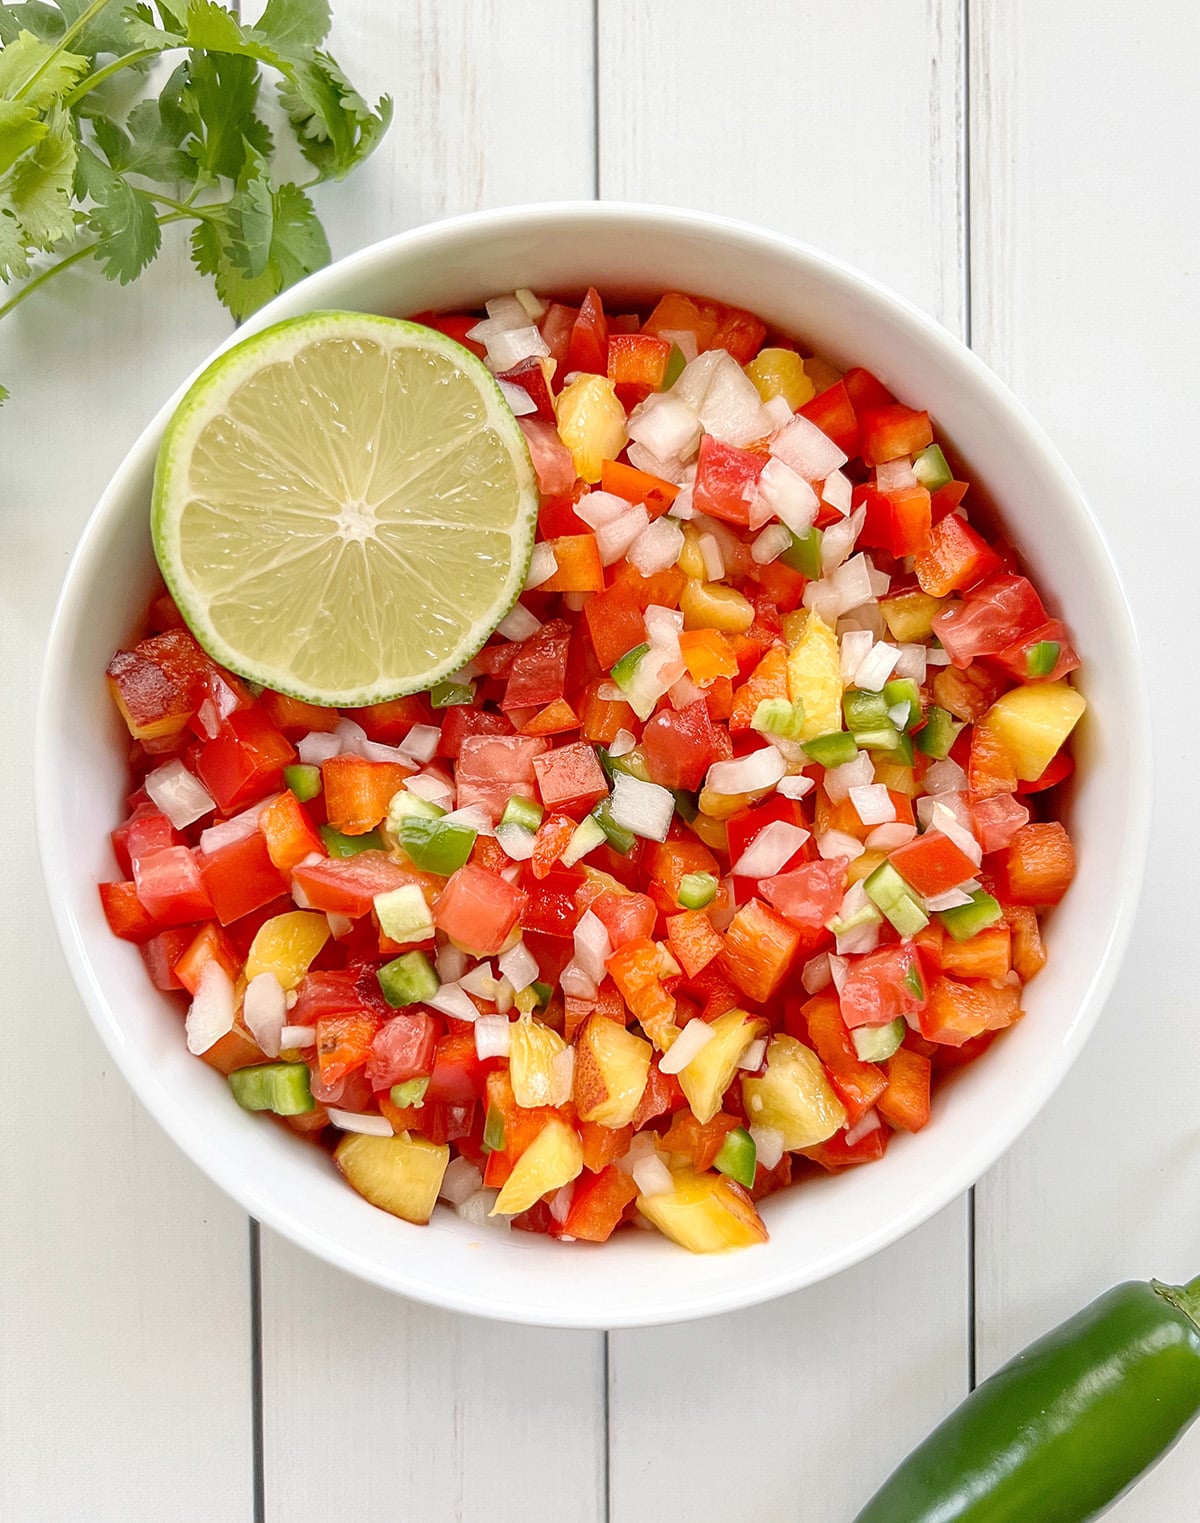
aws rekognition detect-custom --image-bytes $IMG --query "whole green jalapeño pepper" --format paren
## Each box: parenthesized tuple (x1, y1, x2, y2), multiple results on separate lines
(853, 1275, 1200, 1522)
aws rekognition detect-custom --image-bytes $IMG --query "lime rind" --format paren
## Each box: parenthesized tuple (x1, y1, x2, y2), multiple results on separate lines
(152, 311, 539, 707)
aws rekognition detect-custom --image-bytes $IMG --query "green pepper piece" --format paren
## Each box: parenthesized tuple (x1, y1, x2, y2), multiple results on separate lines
(377, 951, 440, 1008)
(591, 797, 636, 854)
(661, 343, 687, 390)
(390, 1076, 430, 1109)
(482, 1104, 506, 1154)
(229, 1062, 314, 1116)
(283, 763, 322, 802)
(852, 1275, 1200, 1523)
(714, 1127, 757, 1189)
(499, 795, 545, 833)
(915, 705, 963, 760)
(911, 443, 952, 491)
(529, 980, 554, 1009)
(610, 642, 651, 691)
(429, 680, 476, 708)
(843, 688, 891, 733)
(937, 889, 1003, 942)
(320, 824, 386, 858)
(1026, 640, 1061, 678)
(803, 731, 859, 768)
(398, 815, 477, 875)
(678, 871, 719, 910)
(780, 525, 823, 579)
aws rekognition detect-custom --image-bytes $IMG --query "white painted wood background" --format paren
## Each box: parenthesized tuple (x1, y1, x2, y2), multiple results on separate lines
(2, 2, 1196, 1517)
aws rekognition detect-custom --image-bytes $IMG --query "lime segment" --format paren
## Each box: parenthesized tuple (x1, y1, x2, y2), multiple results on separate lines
(152, 311, 539, 706)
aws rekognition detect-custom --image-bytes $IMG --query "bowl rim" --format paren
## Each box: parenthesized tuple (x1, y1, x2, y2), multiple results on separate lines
(35, 200, 1153, 1327)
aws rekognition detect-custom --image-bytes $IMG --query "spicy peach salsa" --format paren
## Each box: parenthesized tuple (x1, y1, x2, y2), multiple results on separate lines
(98, 286, 1083, 1253)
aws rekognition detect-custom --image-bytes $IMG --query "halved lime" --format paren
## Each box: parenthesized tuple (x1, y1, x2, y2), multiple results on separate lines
(152, 311, 539, 706)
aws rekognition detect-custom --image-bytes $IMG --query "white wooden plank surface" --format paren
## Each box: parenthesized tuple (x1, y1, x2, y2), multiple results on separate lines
(599, 5, 973, 1517)
(970, 4, 1200, 1515)
(254, 9, 608, 1522)
(0, 247, 253, 1517)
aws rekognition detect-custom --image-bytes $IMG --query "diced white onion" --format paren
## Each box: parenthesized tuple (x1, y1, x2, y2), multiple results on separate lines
(199, 795, 278, 855)
(244, 971, 286, 1059)
(280, 1024, 316, 1048)
(626, 393, 703, 461)
(144, 760, 215, 830)
(820, 504, 867, 573)
(629, 516, 685, 576)
(486, 325, 549, 373)
(770, 413, 848, 480)
(439, 1156, 484, 1205)
(668, 483, 695, 519)
(596, 505, 651, 566)
(632, 1154, 676, 1198)
(495, 823, 536, 861)
(928, 802, 983, 866)
(658, 327, 699, 362)
(474, 1015, 512, 1059)
(698, 532, 725, 581)
(436, 943, 469, 983)
(331, 717, 368, 756)
(359, 737, 411, 765)
(456, 1188, 508, 1228)
(551, 1047, 574, 1107)
(644, 602, 684, 643)
(405, 769, 455, 808)
(829, 953, 850, 993)
(821, 469, 853, 516)
(496, 604, 542, 641)
(659, 1018, 716, 1075)
(802, 578, 844, 626)
(824, 750, 875, 804)
(494, 976, 515, 1015)
(616, 1131, 661, 1175)
(676, 350, 771, 446)
(760, 394, 794, 431)
(443, 804, 492, 838)
(755, 455, 820, 537)
(398, 724, 440, 765)
(574, 909, 613, 985)
(733, 820, 810, 879)
(497, 378, 537, 416)
(875, 456, 916, 491)
(839, 603, 886, 642)
(922, 885, 976, 912)
(777, 773, 815, 800)
(887, 703, 910, 730)
(498, 940, 538, 993)
(524, 542, 559, 589)
(459, 961, 499, 1000)
(850, 783, 897, 826)
(854, 641, 902, 693)
(708, 877, 738, 931)
(837, 917, 880, 956)
(750, 1125, 785, 1171)
(548, 1183, 575, 1225)
(924, 758, 969, 795)
(894, 643, 928, 683)
(739, 1037, 768, 1072)
(296, 730, 342, 765)
(705, 746, 787, 796)
(840, 628, 875, 684)
(801, 953, 833, 994)
(751, 523, 794, 565)
(831, 554, 878, 615)
(844, 1109, 883, 1147)
(608, 728, 637, 758)
(560, 959, 599, 1001)
(927, 645, 952, 665)
(866, 822, 918, 850)
(483, 294, 531, 329)
(515, 288, 547, 321)
(627, 443, 686, 484)
(669, 674, 707, 710)
(426, 983, 481, 1022)
(817, 829, 866, 862)
(185, 961, 236, 1055)
(575, 490, 631, 529)
(609, 771, 675, 842)
(327, 1108, 393, 1136)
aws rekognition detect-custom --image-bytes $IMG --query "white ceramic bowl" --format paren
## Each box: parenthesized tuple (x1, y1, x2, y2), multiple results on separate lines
(37, 203, 1150, 1328)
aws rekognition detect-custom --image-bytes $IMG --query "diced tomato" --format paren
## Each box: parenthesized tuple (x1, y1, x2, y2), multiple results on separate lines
(173, 921, 240, 996)
(590, 890, 657, 950)
(139, 928, 197, 991)
(260, 690, 340, 736)
(365, 1011, 438, 1091)
(435, 864, 527, 955)
(801, 1124, 888, 1172)
(800, 995, 890, 1126)
(502, 619, 572, 712)
(316, 1009, 381, 1085)
(291, 852, 414, 918)
(519, 865, 585, 939)
(408, 310, 487, 358)
(563, 1165, 638, 1243)
(111, 803, 180, 877)
(993, 821, 1075, 905)
(567, 286, 609, 375)
(195, 708, 296, 814)
(539, 302, 579, 373)
(518, 417, 577, 495)
(197, 830, 288, 926)
(291, 969, 366, 1025)
(132, 845, 214, 927)
(99, 880, 159, 942)
(497, 355, 556, 420)
(435, 705, 514, 759)
(106, 628, 213, 741)
(970, 793, 1029, 854)
(919, 975, 1021, 1046)
(629, 1060, 685, 1129)
(639, 700, 721, 792)
(995, 618, 1081, 684)
(455, 733, 548, 822)
(760, 858, 846, 946)
(665, 910, 723, 978)
(583, 579, 647, 670)
(532, 741, 609, 813)
(692, 434, 766, 526)
(889, 830, 979, 898)
(914, 514, 1003, 598)
(721, 898, 801, 1004)
(932, 575, 1047, 668)
(838, 943, 926, 1029)
(799, 380, 859, 456)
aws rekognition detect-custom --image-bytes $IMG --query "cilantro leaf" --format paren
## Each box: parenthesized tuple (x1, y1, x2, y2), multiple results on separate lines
(93, 97, 192, 179)
(0, 28, 88, 108)
(0, 96, 45, 173)
(264, 178, 326, 285)
(0, 204, 29, 278)
(253, 0, 330, 52)
(179, 50, 272, 181)
(79, 143, 161, 282)
(226, 144, 272, 276)
(0, 378, 8, 402)
(1, 103, 76, 248)
(191, 174, 327, 320)
(278, 51, 391, 180)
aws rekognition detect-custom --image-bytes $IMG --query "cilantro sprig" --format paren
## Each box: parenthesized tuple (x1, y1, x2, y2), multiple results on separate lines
(0, 0, 392, 401)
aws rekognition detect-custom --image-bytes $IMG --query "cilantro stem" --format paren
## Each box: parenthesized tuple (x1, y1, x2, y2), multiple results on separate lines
(0, 212, 189, 323)
(63, 49, 163, 107)
(16, 0, 116, 102)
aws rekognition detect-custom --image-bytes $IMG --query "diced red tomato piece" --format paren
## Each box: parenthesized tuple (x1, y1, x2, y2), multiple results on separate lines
(98, 880, 159, 942)
(590, 890, 657, 950)
(365, 1011, 438, 1091)
(197, 830, 288, 926)
(455, 733, 548, 822)
(583, 579, 647, 670)
(889, 830, 979, 898)
(914, 514, 1003, 598)
(799, 379, 859, 456)
(518, 417, 577, 495)
(838, 943, 926, 1029)
(691, 434, 767, 526)
(639, 700, 721, 792)
(567, 286, 609, 375)
(760, 858, 846, 945)
(291, 852, 414, 918)
(519, 865, 585, 939)
(409, 310, 487, 358)
(497, 355, 556, 420)
(530, 741, 609, 814)
(970, 793, 1030, 854)
(539, 302, 579, 372)
(435, 705, 515, 759)
(502, 619, 572, 712)
(139, 928, 196, 991)
(435, 864, 527, 955)
(932, 575, 1047, 668)
(995, 618, 1081, 684)
(195, 708, 295, 814)
(111, 803, 180, 877)
(133, 845, 214, 927)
